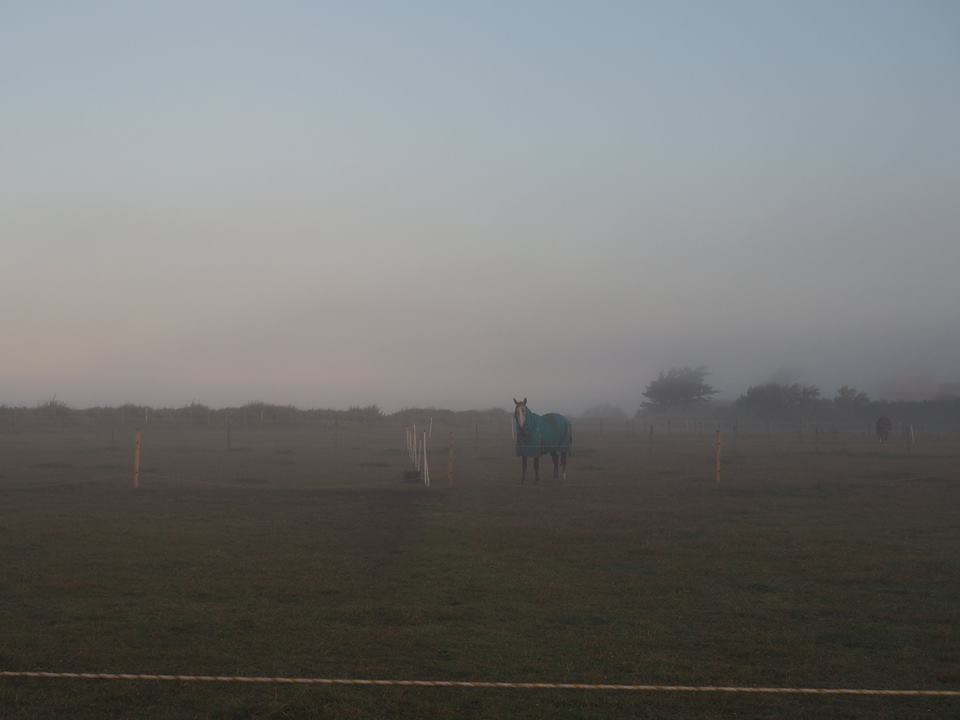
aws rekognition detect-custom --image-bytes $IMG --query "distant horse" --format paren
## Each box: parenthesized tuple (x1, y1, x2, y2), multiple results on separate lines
(513, 398, 573, 483)
(876, 416, 892, 444)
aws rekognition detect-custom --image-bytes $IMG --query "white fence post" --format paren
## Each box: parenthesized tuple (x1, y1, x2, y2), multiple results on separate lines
(422, 431, 430, 487)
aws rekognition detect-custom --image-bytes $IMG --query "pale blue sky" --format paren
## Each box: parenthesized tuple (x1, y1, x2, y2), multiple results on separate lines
(2, 1, 958, 411)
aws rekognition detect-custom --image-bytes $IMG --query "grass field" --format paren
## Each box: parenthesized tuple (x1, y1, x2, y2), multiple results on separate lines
(1, 420, 958, 718)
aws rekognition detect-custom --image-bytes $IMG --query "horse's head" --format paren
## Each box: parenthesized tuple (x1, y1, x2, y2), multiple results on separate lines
(513, 397, 528, 433)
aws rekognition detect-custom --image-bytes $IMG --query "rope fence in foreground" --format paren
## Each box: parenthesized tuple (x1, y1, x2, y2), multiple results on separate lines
(2, 671, 958, 697)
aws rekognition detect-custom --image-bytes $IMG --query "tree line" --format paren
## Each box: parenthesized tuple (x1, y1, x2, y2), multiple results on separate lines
(0, 401, 386, 429)
(634, 366, 960, 429)
(0, 401, 514, 430)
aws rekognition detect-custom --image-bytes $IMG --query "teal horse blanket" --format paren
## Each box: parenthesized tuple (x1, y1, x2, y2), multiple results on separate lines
(516, 411, 573, 458)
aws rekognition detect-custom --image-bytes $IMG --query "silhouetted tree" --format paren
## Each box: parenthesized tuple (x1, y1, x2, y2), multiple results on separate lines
(834, 385, 869, 407)
(640, 366, 717, 412)
(736, 383, 821, 417)
(345, 405, 383, 420)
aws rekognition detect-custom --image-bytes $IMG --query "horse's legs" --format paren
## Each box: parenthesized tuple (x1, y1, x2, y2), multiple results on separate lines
(521, 456, 527, 483)
(533, 456, 540, 483)
(560, 452, 567, 480)
(550, 452, 559, 479)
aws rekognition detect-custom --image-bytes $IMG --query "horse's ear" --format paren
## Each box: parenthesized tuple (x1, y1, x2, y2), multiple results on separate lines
(513, 398, 519, 406)
(522, 397, 527, 405)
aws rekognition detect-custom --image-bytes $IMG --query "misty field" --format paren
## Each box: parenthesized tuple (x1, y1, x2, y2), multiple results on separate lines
(1, 420, 958, 719)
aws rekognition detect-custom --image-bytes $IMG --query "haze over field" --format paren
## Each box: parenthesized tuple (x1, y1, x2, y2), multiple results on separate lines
(2, 2, 958, 413)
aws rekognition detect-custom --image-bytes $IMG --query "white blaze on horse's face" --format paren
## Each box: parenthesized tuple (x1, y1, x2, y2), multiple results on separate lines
(515, 404, 527, 430)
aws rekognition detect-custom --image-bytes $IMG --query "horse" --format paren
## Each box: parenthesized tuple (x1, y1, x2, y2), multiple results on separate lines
(876, 416, 892, 444)
(513, 398, 573, 483)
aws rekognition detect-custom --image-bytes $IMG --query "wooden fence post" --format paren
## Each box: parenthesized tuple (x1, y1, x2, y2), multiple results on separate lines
(133, 431, 142, 489)
(448, 431, 454, 486)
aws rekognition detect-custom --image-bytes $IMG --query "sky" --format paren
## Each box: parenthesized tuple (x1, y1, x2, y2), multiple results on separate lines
(2, 1, 958, 413)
